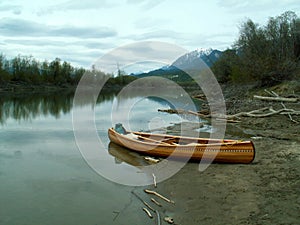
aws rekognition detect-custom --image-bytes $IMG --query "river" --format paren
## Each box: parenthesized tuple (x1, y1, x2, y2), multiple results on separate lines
(0, 90, 201, 225)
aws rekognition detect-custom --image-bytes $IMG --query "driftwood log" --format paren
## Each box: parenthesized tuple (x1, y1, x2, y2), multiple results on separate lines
(159, 90, 299, 123)
(263, 90, 299, 123)
(158, 108, 209, 118)
(225, 107, 298, 119)
(253, 95, 298, 102)
(159, 107, 300, 122)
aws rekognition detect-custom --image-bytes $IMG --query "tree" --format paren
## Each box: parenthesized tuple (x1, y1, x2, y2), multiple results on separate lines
(234, 11, 299, 86)
(235, 19, 269, 81)
(27, 58, 41, 84)
(0, 54, 10, 83)
(292, 18, 300, 59)
(49, 58, 61, 84)
(211, 49, 242, 83)
(61, 61, 73, 84)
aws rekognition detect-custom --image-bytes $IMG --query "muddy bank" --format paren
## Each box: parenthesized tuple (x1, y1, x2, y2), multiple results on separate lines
(155, 137, 299, 225)
(152, 81, 300, 224)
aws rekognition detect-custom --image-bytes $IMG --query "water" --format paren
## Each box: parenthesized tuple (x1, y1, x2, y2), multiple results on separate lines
(0, 91, 197, 225)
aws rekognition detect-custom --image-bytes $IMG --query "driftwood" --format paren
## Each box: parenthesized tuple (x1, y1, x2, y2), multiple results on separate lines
(158, 108, 209, 118)
(226, 91, 300, 122)
(193, 94, 207, 101)
(132, 190, 163, 225)
(144, 189, 175, 204)
(151, 198, 162, 207)
(264, 90, 299, 123)
(225, 107, 296, 119)
(164, 216, 174, 224)
(144, 156, 160, 163)
(253, 95, 298, 102)
(142, 207, 153, 218)
(131, 191, 155, 212)
(160, 106, 300, 122)
(216, 118, 241, 123)
(159, 90, 299, 123)
(159, 107, 300, 121)
(152, 173, 157, 188)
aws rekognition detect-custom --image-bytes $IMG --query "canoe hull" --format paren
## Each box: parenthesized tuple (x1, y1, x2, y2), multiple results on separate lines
(108, 128, 255, 164)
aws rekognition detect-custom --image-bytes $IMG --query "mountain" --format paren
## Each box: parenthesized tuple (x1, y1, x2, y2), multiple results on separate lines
(172, 48, 222, 70)
(133, 48, 223, 82)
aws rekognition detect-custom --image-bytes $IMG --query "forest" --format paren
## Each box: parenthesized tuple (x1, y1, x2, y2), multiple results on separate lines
(212, 11, 300, 86)
(0, 11, 299, 89)
(0, 55, 136, 89)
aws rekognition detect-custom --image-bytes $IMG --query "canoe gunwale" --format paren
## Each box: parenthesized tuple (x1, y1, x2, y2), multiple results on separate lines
(130, 130, 252, 147)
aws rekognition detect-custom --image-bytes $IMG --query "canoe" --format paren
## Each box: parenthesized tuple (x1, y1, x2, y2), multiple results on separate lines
(108, 128, 255, 164)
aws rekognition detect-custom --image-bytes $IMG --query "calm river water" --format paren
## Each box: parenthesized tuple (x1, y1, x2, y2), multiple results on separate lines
(0, 90, 200, 225)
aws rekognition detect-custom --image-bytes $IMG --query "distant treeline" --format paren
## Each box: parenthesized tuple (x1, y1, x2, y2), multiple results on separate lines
(0, 55, 136, 88)
(212, 11, 300, 86)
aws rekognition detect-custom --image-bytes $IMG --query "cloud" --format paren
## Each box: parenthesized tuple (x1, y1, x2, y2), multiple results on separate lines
(217, 0, 300, 14)
(134, 17, 168, 29)
(217, 0, 250, 9)
(0, 18, 117, 38)
(2, 37, 117, 68)
(179, 30, 239, 50)
(54, 26, 117, 39)
(0, 3, 22, 15)
(127, 0, 166, 10)
(121, 28, 236, 52)
(129, 29, 186, 41)
(4, 38, 115, 50)
(4, 39, 66, 47)
(1, 40, 105, 68)
(93, 41, 187, 73)
(38, 0, 114, 15)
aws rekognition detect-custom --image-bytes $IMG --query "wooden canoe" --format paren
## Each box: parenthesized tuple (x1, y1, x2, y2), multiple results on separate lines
(108, 128, 255, 163)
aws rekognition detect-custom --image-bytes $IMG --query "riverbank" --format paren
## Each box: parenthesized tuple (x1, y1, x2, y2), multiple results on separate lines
(0, 82, 76, 95)
(153, 81, 300, 224)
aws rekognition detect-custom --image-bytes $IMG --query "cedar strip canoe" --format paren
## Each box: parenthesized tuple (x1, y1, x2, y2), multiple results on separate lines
(108, 128, 255, 164)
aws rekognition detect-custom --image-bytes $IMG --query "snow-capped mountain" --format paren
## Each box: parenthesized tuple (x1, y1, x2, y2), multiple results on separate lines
(172, 48, 222, 70)
(133, 48, 222, 79)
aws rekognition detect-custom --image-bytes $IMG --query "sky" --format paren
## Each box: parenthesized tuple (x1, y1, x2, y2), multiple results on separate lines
(0, 0, 299, 71)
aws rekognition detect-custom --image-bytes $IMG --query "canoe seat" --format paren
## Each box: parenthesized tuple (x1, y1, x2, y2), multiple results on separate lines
(186, 142, 198, 146)
(124, 133, 139, 140)
(137, 135, 174, 145)
(161, 137, 178, 145)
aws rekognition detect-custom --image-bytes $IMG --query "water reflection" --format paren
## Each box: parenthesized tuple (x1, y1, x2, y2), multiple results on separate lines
(108, 142, 148, 167)
(0, 91, 116, 124)
(0, 88, 199, 124)
(0, 93, 71, 123)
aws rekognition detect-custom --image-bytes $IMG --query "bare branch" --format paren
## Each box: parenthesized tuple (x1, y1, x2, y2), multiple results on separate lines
(253, 95, 298, 102)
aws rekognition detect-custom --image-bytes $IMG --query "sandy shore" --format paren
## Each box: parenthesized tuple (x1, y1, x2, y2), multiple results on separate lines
(141, 82, 300, 224)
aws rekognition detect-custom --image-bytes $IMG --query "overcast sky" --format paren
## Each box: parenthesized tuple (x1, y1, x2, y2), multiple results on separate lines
(0, 0, 299, 70)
